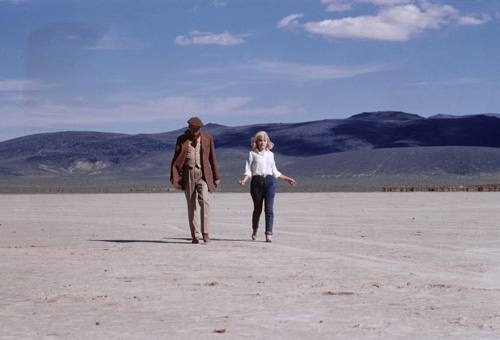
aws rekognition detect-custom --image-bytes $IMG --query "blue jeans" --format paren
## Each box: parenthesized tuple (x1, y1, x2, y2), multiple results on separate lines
(250, 176, 276, 235)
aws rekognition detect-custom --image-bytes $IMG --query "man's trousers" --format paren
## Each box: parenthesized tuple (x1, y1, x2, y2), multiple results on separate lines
(182, 165, 210, 238)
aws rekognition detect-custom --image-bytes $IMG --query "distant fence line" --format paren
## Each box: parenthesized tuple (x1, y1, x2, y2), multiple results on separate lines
(2, 185, 500, 194)
(382, 184, 500, 192)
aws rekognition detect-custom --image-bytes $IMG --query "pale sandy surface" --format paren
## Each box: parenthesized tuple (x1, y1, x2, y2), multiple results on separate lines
(1, 192, 500, 339)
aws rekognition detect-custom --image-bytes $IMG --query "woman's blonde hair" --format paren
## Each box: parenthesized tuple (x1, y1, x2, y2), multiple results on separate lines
(251, 131, 274, 150)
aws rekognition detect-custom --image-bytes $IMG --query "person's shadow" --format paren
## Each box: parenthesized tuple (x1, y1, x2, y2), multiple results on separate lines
(89, 237, 252, 244)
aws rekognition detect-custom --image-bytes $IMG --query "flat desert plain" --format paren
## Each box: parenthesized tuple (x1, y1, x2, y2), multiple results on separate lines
(1, 192, 499, 339)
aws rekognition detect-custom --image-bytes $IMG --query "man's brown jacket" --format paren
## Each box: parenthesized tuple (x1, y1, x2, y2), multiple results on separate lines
(170, 131, 220, 193)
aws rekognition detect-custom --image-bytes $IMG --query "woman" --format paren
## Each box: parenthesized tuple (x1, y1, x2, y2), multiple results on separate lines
(238, 131, 296, 242)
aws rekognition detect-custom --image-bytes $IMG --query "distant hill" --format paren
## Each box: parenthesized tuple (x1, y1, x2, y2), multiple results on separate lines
(429, 113, 500, 119)
(1, 111, 500, 192)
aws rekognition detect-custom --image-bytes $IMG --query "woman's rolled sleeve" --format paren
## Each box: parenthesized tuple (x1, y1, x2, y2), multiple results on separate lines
(272, 161, 281, 178)
(244, 152, 253, 177)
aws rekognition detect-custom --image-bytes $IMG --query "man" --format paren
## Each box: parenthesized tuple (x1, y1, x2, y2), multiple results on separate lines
(170, 117, 220, 244)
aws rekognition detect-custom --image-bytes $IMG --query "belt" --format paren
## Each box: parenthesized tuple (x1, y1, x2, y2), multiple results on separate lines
(184, 165, 201, 170)
(253, 175, 270, 178)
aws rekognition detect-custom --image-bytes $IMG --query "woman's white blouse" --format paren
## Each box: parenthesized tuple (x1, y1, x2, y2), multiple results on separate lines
(244, 150, 282, 178)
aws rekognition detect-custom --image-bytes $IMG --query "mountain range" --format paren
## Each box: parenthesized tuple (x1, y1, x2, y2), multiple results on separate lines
(1, 111, 500, 192)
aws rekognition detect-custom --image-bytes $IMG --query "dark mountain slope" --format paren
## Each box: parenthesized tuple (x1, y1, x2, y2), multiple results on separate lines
(1, 111, 500, 191)
(349, 111, 424, 121)
(2, 145, 500, 192)
(275, 146, 500, 191)
(212, 112, 500, 155)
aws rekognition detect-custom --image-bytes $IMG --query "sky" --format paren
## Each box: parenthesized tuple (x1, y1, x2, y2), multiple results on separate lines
(1, 0, 499, 141)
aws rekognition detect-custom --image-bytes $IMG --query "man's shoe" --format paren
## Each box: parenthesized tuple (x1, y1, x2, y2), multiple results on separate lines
(265, 234, 272, 243)
(252, 229, 258, 241)
(192, 238, 199, 244)
(203, 233, 210, 243)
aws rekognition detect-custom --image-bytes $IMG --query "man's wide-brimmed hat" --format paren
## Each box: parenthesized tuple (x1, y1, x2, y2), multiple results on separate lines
(188, 117, 204, 128)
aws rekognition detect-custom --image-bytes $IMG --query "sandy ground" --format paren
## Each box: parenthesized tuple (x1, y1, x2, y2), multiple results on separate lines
(1, 192, 500, 339)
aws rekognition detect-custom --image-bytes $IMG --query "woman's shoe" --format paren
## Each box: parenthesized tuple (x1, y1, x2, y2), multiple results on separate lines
(252, 229, 258, 241)
(265, 234, 272, 243)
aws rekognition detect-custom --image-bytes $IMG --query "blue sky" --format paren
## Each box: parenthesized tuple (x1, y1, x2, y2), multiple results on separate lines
(1, 0, 499, 141)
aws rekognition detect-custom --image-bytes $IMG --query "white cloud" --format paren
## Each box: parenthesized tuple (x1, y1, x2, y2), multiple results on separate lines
(86, 27, 142, 50)
(322, 0, 412, 12)
(304, 4, 459, 41)
(458, 13, 491, 25)
(126, 96, 252, 119)
(183, 59, 390, 82)
(0, 0, 27, 4)
(286, 1, 491, 41)
(211, 1, 228, 8)
(175, 31, 246, 46)
(240, 60, 390, 82)
(365, 0, 411, 6)
(406, 77, 482, 87)
(321, 0, 354, 12)
(0, 94, 291, 128)
(0, 79, 55, 92)
(277, 14, 304, 29)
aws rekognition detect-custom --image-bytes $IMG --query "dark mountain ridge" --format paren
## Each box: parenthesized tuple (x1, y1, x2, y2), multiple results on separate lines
(1, 111, 500, 191)
(349, 111, 424, 121)
(209, 111, 500, 155)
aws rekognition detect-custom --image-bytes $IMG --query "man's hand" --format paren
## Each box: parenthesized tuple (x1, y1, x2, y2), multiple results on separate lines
(214, 179, 220, 188)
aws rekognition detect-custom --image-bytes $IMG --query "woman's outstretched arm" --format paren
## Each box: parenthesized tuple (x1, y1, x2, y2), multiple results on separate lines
(278, 174, 296, 186)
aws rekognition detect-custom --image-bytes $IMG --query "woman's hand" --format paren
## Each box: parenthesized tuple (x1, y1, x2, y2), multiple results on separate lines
(279, 174, 296, 186)
(239, 175, 249, 186)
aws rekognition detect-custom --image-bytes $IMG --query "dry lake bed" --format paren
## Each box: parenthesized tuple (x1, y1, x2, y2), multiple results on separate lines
(1, 192, 499, 339)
